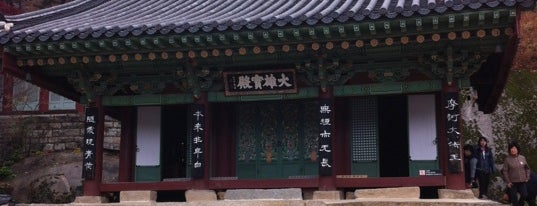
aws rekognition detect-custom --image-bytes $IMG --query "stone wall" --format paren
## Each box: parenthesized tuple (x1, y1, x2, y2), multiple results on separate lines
(0, 113, 121, 155)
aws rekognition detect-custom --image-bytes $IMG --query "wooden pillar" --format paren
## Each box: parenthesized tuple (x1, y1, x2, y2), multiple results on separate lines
(212, 103, 235, 177)
(318, 86, 336, 190)
(440, 84, 465, 190)
(83, 96, 105, 196)
(334, 98, 351, 175)
(38, 88, 48, 112)
(118, 107, 136, 182)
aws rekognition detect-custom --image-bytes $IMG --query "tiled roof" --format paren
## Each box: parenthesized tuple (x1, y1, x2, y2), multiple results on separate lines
(0, 0, 534, 44)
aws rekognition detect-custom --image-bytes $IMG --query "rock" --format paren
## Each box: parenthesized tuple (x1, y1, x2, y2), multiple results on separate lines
(8, 151, 118, 203)
(28, 174, 72, 203)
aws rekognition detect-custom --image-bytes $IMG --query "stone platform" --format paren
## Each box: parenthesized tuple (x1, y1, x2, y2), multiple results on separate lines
(13, 199, 508, 206)
(14, 188, 508, 206)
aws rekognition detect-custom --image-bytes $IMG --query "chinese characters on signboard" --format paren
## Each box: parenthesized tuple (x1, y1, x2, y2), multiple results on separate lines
(223, 69, 298, 96)
(191, 104, 205, 178)
(318, 99, 333, 176)
(444, 92, 462, 173)
(82, 107, 97, 179)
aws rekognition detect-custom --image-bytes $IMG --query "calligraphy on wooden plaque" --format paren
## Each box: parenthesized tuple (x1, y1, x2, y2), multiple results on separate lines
(191, 104, 205, 178)
(318, 99, 333, 176)
(444, 92, 462, 173)
(82, 107, 97, 179)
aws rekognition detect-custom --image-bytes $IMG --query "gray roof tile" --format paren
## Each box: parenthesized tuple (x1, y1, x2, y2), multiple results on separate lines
(0, 0, 534, 44)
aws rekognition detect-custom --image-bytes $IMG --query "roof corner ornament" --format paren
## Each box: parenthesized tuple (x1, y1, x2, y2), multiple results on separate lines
(0, 21, 14, 32)
(0, 14, 13, 32)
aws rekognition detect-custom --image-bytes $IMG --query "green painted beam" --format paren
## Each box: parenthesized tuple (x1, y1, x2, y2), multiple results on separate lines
(102, 93, 194, 106)
(334, 80, 442, 96)
(351, 78, 472, 93)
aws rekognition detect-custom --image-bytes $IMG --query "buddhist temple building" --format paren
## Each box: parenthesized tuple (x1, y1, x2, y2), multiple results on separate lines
(0, 0, 534, 200)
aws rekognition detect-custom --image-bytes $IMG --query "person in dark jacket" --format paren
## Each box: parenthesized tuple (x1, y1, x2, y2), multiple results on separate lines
(475, 136, 496, 199)
(525, 171, 537, 206)
(464, 144, 478, 188)
(502, 141, 531, 206)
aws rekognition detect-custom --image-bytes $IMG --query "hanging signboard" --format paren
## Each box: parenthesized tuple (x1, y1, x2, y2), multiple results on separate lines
(318, 99, 333, 176)
(191, 104, 205, 179)
(223, 69, 297, 96)
(444, 92, 462, 173)
(82, 107, 97, 179)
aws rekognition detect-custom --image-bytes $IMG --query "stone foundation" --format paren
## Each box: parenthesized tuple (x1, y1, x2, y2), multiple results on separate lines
(224, 188, 303, 200)
(313, 191, 343, 200)
(120, 190, 156, 202)
(73, 196, 108, 203)
(354, 186, 420, 199)
(185, 190, 217, 202)
(438, 189, 477, 199)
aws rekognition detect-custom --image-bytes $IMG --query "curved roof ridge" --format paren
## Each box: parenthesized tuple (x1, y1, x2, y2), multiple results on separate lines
(0, 0, 534, 44)
(6, 0, 108, 28)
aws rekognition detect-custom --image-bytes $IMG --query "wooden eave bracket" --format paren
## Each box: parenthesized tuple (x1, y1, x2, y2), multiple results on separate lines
(1, 52, 81, 102)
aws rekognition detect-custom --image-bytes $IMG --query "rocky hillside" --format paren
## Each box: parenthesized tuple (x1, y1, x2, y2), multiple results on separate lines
(1, 150, 118, 203)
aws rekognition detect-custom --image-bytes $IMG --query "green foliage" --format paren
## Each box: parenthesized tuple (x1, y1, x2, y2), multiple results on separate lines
(0, 146, 23, 181)
(3, 146, 24, 166)
(461, 118, 481, 146)
(492, 70, 537, 169)
(0, 166, 15, 180)
(0, 116, 44, 172)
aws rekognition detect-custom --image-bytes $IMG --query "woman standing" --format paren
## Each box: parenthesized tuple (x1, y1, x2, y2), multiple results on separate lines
(502, 142, 531, 206)
(475, 136, 496, 199)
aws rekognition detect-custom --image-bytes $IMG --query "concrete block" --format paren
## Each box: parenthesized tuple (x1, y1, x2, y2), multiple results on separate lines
(438, 189, 477, 199)
(120, 190, 156, 202)
(185, 189, 217, 202)
(312, 190, 343, 200)
(354, 186, 420, 199)
(224, 188, 303, 200)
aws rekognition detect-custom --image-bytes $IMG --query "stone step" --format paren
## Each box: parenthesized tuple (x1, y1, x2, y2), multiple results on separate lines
(15, 199, 508, 206)
(15, 188, 508, 206)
